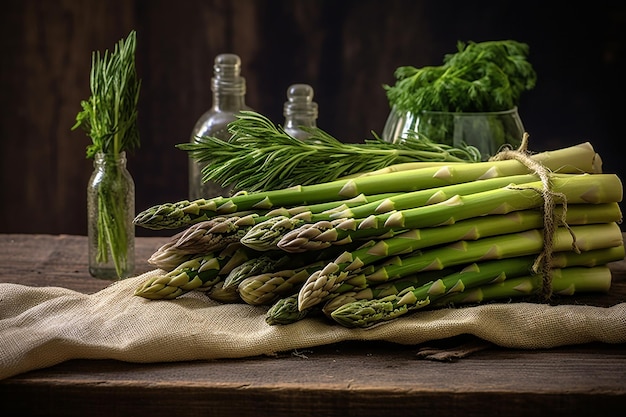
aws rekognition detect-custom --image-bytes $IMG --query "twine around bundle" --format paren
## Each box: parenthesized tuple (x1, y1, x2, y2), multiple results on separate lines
(489, 133, 580, 299)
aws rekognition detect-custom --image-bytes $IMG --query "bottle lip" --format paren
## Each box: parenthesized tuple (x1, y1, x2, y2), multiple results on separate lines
(212, 53, 246, 94)
(94, 151, 127, 163)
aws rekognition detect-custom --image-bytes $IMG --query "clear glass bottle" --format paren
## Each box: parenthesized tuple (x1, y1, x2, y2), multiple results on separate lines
(188, 53, 252, 200)
(283, 83, 318, 140)
(87, 152, 135, 280)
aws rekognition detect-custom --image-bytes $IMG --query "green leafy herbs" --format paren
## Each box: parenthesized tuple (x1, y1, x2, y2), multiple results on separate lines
(73, 30, 141, 158)
(384, 40, 537, 114)
(72, 30, 141, 279)
(177, 111, 481, 193)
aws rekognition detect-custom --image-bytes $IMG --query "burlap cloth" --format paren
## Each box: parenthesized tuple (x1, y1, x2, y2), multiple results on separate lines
(1, 268, 625, 380)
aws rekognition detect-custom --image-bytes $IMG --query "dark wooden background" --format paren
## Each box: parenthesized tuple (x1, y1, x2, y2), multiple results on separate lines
(1, 0, 625, 237)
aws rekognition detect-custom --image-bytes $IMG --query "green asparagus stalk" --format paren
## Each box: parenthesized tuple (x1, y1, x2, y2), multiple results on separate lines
(337, 161, 466, 179)
(329, 244, 625, 327)
(328, 173, 539, 219)
(278, 173, 622, 252)
(298, 222, 624, 310)
(430, 265, 613, 308)
(134, 143, 601, 230)
(134, 244, 253, 300)
(146, 218, 249, 271)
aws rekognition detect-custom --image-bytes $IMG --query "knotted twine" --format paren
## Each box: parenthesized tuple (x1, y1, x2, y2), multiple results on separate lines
(489, 133, 581, 299)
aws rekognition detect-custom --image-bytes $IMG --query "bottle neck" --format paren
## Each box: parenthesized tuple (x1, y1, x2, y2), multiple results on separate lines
(284, 114, 316, 129)
(94, 152, 127, 168)
(212, 90, 247, 111)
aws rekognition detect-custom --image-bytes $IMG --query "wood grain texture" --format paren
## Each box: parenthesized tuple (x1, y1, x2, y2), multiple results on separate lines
(2, 344, 626, 417)
(1, 0, 625, 239)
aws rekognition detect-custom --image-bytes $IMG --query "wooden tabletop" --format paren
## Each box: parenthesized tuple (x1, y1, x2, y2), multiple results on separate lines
(1, 233, 625, 417)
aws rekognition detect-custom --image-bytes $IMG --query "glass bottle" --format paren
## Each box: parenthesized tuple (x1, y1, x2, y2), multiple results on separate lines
(283, 83, 318, 140)
(188, 53, 252, 200)
(87, 152, 135, 280)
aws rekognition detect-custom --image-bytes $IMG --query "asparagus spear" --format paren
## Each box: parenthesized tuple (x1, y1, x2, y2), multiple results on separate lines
(222, 254, 292, 290)
(171, 217, 248, 253)
(325, 244, 626, 312)
(328, 173, 539, 219)
(147, 240, 195, 271)
(431, 265, 614, 307)
(134, 143, 602, 230)
(265, 294, 320, 325)
(206, 280, 243, 304)
(277, 173, 622, 252)
(298, 222, 624, 310)
(237, 262, 329, 306)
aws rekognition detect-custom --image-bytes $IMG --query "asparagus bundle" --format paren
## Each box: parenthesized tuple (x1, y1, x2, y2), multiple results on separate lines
(133, 139, 623, 330)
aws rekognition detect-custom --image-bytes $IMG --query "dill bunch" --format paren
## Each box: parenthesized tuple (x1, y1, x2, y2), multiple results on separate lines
(384, 40, 537, 114)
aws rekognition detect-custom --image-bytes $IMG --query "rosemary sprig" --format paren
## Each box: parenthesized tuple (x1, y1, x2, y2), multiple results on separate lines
(72, 30, 141, 278)
(177, 111, 481, 193)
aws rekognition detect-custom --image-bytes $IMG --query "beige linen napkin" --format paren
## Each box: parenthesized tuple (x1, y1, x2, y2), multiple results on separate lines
(1, 269, 625, 380)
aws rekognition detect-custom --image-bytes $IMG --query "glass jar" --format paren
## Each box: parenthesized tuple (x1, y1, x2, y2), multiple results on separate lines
(87, 152, 135, 279)
(382, 106, 525, 161)
(189, 53, 253, 200)
(283, 83, 318, 140)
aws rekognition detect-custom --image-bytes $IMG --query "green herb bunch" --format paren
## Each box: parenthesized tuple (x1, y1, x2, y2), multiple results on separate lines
(384, 40, 537, 114)
(73, 30, 141, 157)
(72, 30, 141, 278)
